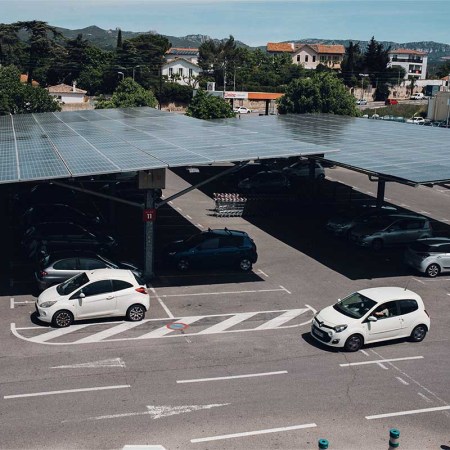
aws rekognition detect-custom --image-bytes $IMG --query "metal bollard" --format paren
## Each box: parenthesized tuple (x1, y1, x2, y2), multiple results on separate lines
(388, 428, 400, 449)
(318, 438, 329, 449)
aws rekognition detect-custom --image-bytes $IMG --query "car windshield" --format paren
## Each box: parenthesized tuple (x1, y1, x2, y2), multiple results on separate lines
(333, 292, 377, 319)
(57, 272, 89, 295)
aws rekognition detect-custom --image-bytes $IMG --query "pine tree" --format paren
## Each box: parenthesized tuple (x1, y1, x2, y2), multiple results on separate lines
(117, 28, 123, 49)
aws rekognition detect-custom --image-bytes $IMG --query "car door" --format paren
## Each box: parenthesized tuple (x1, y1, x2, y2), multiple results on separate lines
(71, 279, 116, 319)
(192, 237, 220, 268)
(384, 219, 409, 245)
(112, 279, 135, 314)
(218, 235, 243, 267)
(438, 244, 450, 272)
(365, 301, 402, 342)
(398, 299, 419, 336)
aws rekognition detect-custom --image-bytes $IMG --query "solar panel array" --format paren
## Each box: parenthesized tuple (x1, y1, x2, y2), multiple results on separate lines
(0, 108, 334, 184)
(230, 114, 450, 184)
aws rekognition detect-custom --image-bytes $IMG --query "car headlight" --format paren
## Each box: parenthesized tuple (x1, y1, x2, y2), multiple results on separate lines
(168, 251, 177, 256)
(334, 324, 348, 333)
(40, 301, 57, 308)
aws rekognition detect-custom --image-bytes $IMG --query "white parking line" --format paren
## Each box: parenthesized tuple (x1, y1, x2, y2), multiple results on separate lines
(137, 316, 204, 339)
(360, 350, 369, 356)
(186, 215, 192, 220)
(177, 371, 288, 384)
(149, 287, 174, 318)
(10, 298, 14, 309)
(257, 269, 269, 278)
(366, 406, 450, 420)
(417, 392, 433, 403)
(396, 377, 409, 386)
(255, 309, 307, 330)
(196, 223, 204, 228)
(279, 285, 291, 294)
(4, 384, 130, 399)
(418, 211, 430, 215)
(340, 356, 423, 367)
(157, 287, 288, 298)
(197, 312, 258, 334)
(31, 324, 92, 343)
(74, 321, 145, 344)
(413, 278, 426, 285)
(377, 363, 389, 370)
(190, 423, 317, 443)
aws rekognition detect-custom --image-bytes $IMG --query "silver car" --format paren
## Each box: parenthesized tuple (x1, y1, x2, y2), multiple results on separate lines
(349, 214, 433, 250)
(404, 237, 450, 277)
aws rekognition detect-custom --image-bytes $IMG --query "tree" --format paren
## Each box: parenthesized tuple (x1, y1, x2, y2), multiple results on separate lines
(436, 61, 450, 79)
(186, 89, 235, 119)
(95, 77, 157, 109)
(77, 46, 114, 95)
(0, 23, 22, 66)
(277, 72, 358, 116)
(0, 65, 60, 115)
(341, 41, 363, 87)
(116, 29, 123, 49)
(14, 21, 64, 84)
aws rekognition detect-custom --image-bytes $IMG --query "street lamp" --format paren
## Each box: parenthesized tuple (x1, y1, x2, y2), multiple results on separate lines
(117, 71, 124, 81)
(359, 73, 369, 100)
(132, 65, 140, 81)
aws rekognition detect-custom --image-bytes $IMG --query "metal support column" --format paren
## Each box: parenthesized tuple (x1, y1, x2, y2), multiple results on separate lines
(376, 179, 386, 208)
(144, 189, 155, 280)
(265, 100, 269, 116)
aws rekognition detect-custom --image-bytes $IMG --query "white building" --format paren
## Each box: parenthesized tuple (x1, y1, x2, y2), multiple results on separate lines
(165, 47, 199, 65)
(47, 82, 87, 104)
(388, 49, 428, 80)
(162, 58, 202, 87)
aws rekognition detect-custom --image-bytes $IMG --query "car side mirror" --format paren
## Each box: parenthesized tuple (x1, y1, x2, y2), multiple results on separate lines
(368, 315, 377, 322)
(78, 292, 85, 299)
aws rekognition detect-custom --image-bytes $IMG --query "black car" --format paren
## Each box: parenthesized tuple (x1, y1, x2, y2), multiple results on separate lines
(22, 222, 118, 257)
(35, 250, 142, 291)
(165, 228, 258, 272)
(21, 204, 103, 230)
(237, 170, 291, 193)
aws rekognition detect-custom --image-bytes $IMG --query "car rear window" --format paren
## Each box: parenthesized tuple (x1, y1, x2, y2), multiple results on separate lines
(219, 236, 244, 248)
(53, 258, 78, 270)
(410, 242, 432, 252)
(112, 280, 133, 292)
(399, 300, 419, 315)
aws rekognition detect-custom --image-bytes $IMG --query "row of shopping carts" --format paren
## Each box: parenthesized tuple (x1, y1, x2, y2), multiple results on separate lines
(213, 193, 247, 217)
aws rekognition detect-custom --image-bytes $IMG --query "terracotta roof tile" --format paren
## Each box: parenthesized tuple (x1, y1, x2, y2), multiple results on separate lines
(312, 44, 345, 54)
(20, 74, 39, 86)
(166, 47, 199, 54)
(47, 84, 87, 94)
(390, 48, 427, 56)
(266, 42, 294, 52)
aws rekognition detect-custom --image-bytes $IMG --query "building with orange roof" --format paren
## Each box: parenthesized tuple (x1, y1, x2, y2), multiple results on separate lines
(266, 42, 345, 70)
(20, 74, 39, 86)
(388, 48, 428, 80)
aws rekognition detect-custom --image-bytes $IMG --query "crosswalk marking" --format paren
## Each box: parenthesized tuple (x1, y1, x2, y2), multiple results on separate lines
(254, 309, 307, 330)
(31, 324, 92, 343)
(11, 307, 314, 346)
(196, 312, 258, 334)
(137, 316, 204, 339)
(74, 321, 145, 344)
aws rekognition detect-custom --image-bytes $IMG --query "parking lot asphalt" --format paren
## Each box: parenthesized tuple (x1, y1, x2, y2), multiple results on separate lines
(1, 166, 449, 449)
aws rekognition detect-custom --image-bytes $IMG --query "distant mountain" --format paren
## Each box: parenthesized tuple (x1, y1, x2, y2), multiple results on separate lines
(54, 26, 250, 50)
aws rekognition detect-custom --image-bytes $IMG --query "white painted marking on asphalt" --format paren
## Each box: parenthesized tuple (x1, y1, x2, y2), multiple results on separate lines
(255, 309, 307, 330)
(413, 278, 426, 285)
(176, 207, 182, 212)
(399, 203, 410, 208)
(419, 211, 430, 215)
(377, 363, 389, 370)
(370, 349, 448, 404)
(158, 288, 288, 298)
(279, 285, 291, 294)
(197, 223, 204, 228)
(31, 324, 92, 343)
(10, 297, 14, 309)
(123, 446, 166, 450)
(366, 406, 450, 420)
(340, 356, 423, 367)
(177, 371, 288, 384)
(418, 392, 433, 403)
(396, 377, 409, 386)
(191, 423, 317, 443)
(197, 312, 258, 334)
(137, 316, 203, 339)
(74, 321, 144, 344)
(186, 215, 192, 220)
(168, 201, 173, 205)
(305, 304, 317, 314)
(360, 350, 369, 356)
(365, 191, 374, 195)
(442, 219, 450, 222)
(4, 384, 130, 399)
(51, 358, 126, 369)
(11, 300, 35, 306)
(149, 286, 174, 318)
(257, 269, 269, 278)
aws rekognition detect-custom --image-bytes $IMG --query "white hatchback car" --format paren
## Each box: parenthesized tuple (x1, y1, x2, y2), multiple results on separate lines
(36, 269, 150, 328)
(311, 287, 430, 352)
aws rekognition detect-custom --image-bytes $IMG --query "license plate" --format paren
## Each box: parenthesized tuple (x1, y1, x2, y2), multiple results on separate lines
(314, 328, 324, 338)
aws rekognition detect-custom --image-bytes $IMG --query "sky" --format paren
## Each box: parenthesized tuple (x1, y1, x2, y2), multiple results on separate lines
(1, 0, 449, 47)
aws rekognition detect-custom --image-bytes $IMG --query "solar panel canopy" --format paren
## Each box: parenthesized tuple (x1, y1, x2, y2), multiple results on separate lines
(0, 107, 334, 184)
(231, 114, 450, 184)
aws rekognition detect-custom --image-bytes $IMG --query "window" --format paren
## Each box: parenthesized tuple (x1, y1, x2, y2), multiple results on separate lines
(297, 55, 300, 62)
(80, 280, 113, 297)
(406, 219, 425, 230)
(178, 68, 183, 76)
(219, 236, 243, 248)
(169, 68, 173, 77)
(198, 238, 219, 250)
(189, 68, 193, 77)
(112, 280, 133, 292)
(305, 55, 309, 62)
(398, 300, 418, 315)
(313, 55, 316, 62)
(53, 258, 78, 270)
(79, 258, 107, 270)
(373, 301, 399, 319)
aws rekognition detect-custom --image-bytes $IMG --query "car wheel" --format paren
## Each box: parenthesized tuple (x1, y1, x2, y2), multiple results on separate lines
(126, 304, 146, 322)
(177, 258, 190, 271)
(51, 310, 74, 328)
(425, 263, 440, 278)
(344, 334, 364, 352)
(372, 239, 383, 251)
(239, 258, 253, 272)
(410, 324, 427, 342)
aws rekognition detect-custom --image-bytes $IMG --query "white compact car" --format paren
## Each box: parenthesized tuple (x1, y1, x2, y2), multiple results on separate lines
(35, 269, 150, 328)
(311, 287, 430, 351)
